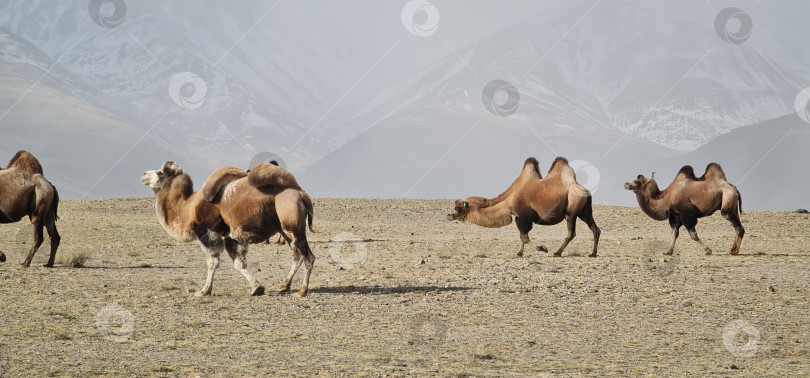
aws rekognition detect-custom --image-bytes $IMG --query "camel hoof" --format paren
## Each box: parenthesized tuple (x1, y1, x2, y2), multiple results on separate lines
(194, 290, 211, 297)
(42, 263, 54, 268)
(705, 249, 713, 255)
(536, 245, 549, 253)
(553, 252, 562, 257)
(730, 250, 739, 256)
(251, 285, 265, 296)
(516, 252, 523, 258)
(588, 253, 598, 258)
(293, 290, 308, 298)
(21, 262, 31, 268)
(663, 252, 674, 256)
(277, 285, 291, 293)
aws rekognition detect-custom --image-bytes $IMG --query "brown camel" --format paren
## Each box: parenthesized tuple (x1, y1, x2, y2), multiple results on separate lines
(448, 157, 601, 257)
(0, 150, 60, 267)
(624, 163, 744, 255)
(141, 161, 265, 297)
(200, 162, 316, 297)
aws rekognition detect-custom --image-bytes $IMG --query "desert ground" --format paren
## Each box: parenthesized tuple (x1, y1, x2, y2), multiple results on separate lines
(0, 197, 808, 376)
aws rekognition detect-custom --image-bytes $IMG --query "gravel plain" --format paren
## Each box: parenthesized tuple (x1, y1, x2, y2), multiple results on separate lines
(0, 198, 808, 376)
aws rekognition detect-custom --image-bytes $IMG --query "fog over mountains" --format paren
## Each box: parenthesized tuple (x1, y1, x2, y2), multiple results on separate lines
(0, 0, 808, 210)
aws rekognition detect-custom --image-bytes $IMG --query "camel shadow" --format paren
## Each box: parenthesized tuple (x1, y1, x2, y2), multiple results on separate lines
(309, 285, 475, 295)
(78, 264, 194, 270)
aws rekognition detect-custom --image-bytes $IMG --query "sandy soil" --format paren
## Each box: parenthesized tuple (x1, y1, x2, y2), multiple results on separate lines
(0, 198, 809, 376)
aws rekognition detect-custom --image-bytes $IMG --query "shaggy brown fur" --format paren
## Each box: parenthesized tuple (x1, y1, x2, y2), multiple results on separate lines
(200, 163, 316, 297)
(0, 150, 60, 267)
(448, 157, 601, 257)
(141, 161, 264, 297)
(624, 163, 744, 255)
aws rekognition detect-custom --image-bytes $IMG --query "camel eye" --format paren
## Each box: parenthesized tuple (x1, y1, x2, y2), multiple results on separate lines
(462, 202, 469, 208)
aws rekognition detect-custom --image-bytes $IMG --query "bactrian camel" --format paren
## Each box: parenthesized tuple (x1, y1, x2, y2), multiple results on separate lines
(0, 150, 60, 267)
(624, 163, 744, 255)
(142, 161, 316, 297)
(448, 157, 601, 257)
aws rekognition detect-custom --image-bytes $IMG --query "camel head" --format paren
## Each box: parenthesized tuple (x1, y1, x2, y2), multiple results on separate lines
(447, 196, 486, 222)
(141, 161, 183, 192)
(624, 174, 655, 193)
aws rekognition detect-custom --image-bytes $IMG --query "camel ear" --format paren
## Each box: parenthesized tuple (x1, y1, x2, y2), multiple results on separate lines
(161, 161, 182, 176)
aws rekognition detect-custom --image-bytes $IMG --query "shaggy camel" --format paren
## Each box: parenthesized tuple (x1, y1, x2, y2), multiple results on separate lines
(0, 150, 60, 267)
(624, 163, 744, 255)
(200, 162, 316, 297)
(448, 157, 601, 257)
(141, 161, 266, 296)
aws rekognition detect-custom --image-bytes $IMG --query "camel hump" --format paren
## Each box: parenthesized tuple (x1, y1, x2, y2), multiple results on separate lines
(7, 150, 43, 174)
(201, 166, 248, 203)
(676, 165, 698, 180)
(703, 163, 727, 181)
(547, 157, 570, 176)
(524, 157, 540, 173)
(247, 162, 300, 189)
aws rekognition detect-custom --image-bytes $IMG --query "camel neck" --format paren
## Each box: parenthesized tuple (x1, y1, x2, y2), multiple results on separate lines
(636, 187, 669, 220)
(465, 199, 512, 228)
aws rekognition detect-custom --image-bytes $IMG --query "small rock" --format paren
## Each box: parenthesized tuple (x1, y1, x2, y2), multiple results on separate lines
(730, 364, 739, 370)
(769, 285, 775, 292)
(419, 259, 427, 265)
(631, 236, 643, 240)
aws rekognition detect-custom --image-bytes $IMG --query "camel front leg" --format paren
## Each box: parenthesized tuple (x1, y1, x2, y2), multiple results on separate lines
(553, 216, 577, 257)
(664, 214, 681, 256)
(21, 223, 44, 267)
(681, 213, 711, 255)
(516, 216, 546, 257)
(195, 230, 224, 296)
(225, 238, 264, 296)
(197, 254, 220, 297)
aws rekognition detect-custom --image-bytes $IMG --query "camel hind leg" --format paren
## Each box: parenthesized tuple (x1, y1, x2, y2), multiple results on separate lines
(43, 214, 60, 268)
(665, 214, 682, 256)
(720, 190, 744, 255)
(224, 238, 264, 296)
(576, 201, 601, 257)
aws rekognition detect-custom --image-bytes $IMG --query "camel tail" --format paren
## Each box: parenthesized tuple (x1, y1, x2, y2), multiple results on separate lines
(737, 188, 743, 215)
(301, 191, 319, 233)
(50, 182, 60, 222)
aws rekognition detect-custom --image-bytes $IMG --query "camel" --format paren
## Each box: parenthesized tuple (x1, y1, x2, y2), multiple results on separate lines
(448, 157, 601, 257)
(624, 163, 744, 255)
(200, 162, 316, 297)
(141, 161, 266, 296)
(0, 150, 60, 267)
